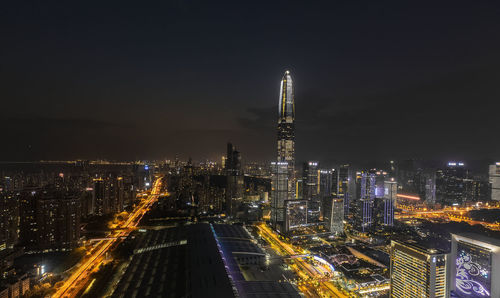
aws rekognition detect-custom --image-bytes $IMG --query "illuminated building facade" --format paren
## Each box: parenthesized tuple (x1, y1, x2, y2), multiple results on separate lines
(302, 162, 319, 200)
(436, 162, 468, 206)
(489, 163, 500, 201)
(449, 233, 500, 298)
(383, 179, 397, 226)
(390, 240, 447, 297)
(302, 162, 320, 222)
(426, 171, 437, 204)
(337, 165, 350, 219)
(284, 199, 307, 231)
(0, 192, 19, 250)
(324, 197, 343, 235)
(277, 70, 295, 200)
(358, 171, 376, 232)
(271, 161, 288, 232)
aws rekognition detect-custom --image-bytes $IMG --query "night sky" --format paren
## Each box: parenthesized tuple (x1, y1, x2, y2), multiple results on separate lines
(2, 1, 500, 166)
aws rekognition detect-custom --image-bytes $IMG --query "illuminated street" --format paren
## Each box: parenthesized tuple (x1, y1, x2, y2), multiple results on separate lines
(52, 177, 163, 298)
(256, 223, 348, 298)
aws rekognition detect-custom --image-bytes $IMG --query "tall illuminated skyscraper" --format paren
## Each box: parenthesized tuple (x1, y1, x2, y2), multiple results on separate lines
(277, 70, 295, 199)
(272, 70, 295, 232)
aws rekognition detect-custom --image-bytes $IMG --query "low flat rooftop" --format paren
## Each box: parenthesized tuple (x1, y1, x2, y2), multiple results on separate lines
(112, 224, 235, 298)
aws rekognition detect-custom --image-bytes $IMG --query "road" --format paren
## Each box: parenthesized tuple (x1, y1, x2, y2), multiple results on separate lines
(396, 208, 500, 231)
(256, 223, 347, 298)
(53, 177, 163, 298)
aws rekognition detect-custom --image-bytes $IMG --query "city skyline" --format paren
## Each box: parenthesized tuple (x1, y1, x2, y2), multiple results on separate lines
(2, 3, 500, 297)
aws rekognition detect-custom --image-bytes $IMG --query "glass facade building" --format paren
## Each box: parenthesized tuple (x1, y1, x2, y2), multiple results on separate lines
(323, 197, 344, 235)
(270, 161, 288, 232)
(277, 70, 296, 201)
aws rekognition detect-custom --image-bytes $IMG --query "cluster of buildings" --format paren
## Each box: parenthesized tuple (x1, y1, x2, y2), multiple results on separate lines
(390, 233, 500, 297)
(0, 161, 152, 297)
(0, 162, 148, 253)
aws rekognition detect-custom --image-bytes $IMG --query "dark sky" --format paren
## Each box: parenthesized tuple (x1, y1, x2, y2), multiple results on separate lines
(1, 1, 500, 165)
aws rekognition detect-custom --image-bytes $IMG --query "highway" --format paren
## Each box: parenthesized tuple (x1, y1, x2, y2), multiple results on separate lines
(52, 176, 163, 298)
(256, 223, 348, 298)
(396, 207, 500, 231)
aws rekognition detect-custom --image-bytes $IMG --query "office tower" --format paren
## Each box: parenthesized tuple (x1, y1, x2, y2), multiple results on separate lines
(390, 240, 447, 297)
(303, 162, 320, 222)
(383, 179, 397, 226)
(337, 165, 350, 219)
(271, 161, 288, 232)
(490, 163, 500, 201)
(284, 199, 307, 231)
(225, 143, 243, 217)
(302, 162, 319, 200)
(277, 70, 295, 200)
(358, 171, 376, 232)
(436, 162, 468, 206)
(319, 169, 333, 199)
(449, 233, 500, 297)
(425, 171, 437, 204)
(324, 197, 344, 235)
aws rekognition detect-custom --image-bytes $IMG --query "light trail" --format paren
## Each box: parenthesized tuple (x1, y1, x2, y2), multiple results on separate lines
(396, 194, 420, 200)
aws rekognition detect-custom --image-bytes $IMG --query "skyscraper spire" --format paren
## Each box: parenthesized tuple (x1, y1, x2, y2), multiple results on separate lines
(272, 70, 297, 231)
(277, 70, 295, 198)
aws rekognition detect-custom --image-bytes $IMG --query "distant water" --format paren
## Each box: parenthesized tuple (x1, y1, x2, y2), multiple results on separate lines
(468, 209, 500, 223)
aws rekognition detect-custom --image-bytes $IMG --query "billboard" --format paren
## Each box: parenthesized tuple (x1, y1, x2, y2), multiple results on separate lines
(455, 241, 491, 297)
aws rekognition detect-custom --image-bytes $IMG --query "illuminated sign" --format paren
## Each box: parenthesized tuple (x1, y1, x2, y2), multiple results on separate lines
(455, 242, 491, 297)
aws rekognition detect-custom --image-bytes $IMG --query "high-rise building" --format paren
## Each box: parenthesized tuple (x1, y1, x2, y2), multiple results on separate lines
(271, 161, 288, 232)
(436, 162, 468, 206)
(489, 163, 500, 201)
(356, 171, 376, 232)
(319, 169, 334, 199)
(383, 179, 397, 227)
(284, 199, 307, 231)
(324, 197, 343, 235)
(425, 171, 437, 204)
(225, 143, 243, 217)
(390, 240, 447, 297)
(19, 188, 39, 250)
(93, 177, 106, 215)
(19, 187, 80, 252)
(0, 192, 19, 250)
(449, 233, 500, 297)
(303, 162, 320, 223)
(277, 70, 295, 200)
(337, 165, 350, 219)
(303, 162, 319, 200)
